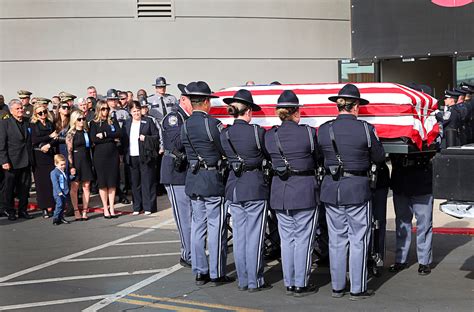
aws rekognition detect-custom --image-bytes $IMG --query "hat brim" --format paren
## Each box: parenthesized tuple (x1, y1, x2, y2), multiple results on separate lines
(186, 92, 219, 98)
(276, 103, 303, 108)
(106, 97, 119, 100)
(177, 84, 188, 95)
(222, 97, 261, 111)
(328, 95, 369, 105)
(153, 84, 170, 87)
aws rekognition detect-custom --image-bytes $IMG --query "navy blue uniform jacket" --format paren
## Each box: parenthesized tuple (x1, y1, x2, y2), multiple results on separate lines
(264, 120, 320, 211)
(160, 106, 189, 185)
(318, 114, 385, 206)
(220, 119, 270, 203)
(181, 111, 225, 198)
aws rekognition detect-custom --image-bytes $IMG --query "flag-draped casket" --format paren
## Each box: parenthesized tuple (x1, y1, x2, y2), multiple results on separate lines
(210, 83, 439, 151)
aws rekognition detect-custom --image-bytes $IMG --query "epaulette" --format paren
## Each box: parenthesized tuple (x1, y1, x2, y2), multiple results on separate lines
(2, 114, 10, 120)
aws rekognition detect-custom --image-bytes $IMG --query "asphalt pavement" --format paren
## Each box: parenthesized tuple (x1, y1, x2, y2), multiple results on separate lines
(0, 194, 472, 312)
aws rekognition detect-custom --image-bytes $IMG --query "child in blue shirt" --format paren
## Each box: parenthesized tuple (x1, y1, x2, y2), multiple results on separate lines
(50, 154, 71, 225)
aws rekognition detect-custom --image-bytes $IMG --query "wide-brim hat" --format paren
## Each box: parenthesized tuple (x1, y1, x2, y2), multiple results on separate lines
(182, 81, 219, 98)
(276, 90, 302, 108)
(35, 97, 51, 105)
(460, 82, 474, 94)
(153, 76, 170, 87)
(328, 84, 369, 105)
(17, 90, 32, 99)
(222, 89, 261, 111)
(177, 83, 188, 95)
(106, 88, 119, 100)
(454, 87, 468, 95)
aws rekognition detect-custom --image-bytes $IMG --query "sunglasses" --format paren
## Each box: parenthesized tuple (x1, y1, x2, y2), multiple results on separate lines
(119, 98, 127, 101)
(101, 107, 110, 111)
(37, 110, 47, 116)
(77, 117, 85, 122)
(60, 106, 70, 110)
(52, 106, 58, 110)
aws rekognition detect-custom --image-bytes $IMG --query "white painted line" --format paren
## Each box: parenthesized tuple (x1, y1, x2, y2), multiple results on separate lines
(0, 295, 113, 311)
(0, 269, 165, 287)
(83, 263, 183, 311)
(115, 240, 181, 246)
(65, 252, 181, 262)
(0, 218, 175, 283)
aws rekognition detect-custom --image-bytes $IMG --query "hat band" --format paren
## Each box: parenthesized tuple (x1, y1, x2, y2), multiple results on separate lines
(184, 88, 212, 97)
(277, 102, 301, 106)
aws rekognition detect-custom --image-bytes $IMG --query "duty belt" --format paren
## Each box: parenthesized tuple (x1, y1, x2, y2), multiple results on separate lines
(164, 150, 177, 158)
(325, 169, 368, 177)
(229, 163, 262, 172)
(289, 169, 316, 176)
(199, 164, 218, 170)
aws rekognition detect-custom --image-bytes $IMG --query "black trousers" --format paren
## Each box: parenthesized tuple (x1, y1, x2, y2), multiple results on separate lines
(4, 166, 32, 215)
(130, 157, 157, 212)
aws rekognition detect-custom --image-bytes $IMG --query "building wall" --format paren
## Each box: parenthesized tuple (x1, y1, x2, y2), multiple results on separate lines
(0, 0, 351, 100)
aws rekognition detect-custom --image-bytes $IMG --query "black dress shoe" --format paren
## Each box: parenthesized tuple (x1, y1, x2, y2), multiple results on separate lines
(209, 275, 235, 287)
(418, 264, 431, 275)
(18, 212, 34, 219)
(238, 285, 248, 291)
(179, 258, 192, 268)
(111, 214, 119, 218)
(120, 197, 131, 204)
(293, 285, 317, 297)
(195, 273, 210, 286)
(248, 283, 273, 293)
(286, 286, 295, 295)
(52, 219, 61, 225)
(8, 214, 17, 221)
(389, 262, 408, 273)
(60, 218, 70, 224)
(349, 290, 374, 301)
(104, 215, 112, 219)
(42, 210, 50, 219)
(264, 249, 281, 261)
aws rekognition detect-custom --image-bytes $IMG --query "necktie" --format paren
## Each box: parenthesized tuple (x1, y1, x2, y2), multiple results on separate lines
(161, 97, 167, 117)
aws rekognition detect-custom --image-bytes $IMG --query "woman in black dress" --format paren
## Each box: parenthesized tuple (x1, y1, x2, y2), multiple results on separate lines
(31, 103, 58, 218)
(66, 111, 94, 220)
(89, 100, 121, 218)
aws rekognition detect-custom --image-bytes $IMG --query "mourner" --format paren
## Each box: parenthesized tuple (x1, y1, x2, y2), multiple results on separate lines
(0, 99, 34, 221)
(160, 83, 194, 268)
(264, 90, 320, 297)
(318, 84, 385, 300)
(122, 101, 159, 215)
(89, 100, 122, 218)
(220, 89, 271, 292)
(180, 81, 234, 286)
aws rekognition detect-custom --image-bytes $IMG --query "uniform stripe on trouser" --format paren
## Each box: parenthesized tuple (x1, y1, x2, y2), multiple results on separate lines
(255, 201, 268, 288)
(166, 185, 186, 260)
(217, 197, 226, 277)
(303, 208, 318, 287)
(361, 201, 371, 292)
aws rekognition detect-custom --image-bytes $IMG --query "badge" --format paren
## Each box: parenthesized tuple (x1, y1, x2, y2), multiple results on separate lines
(168, 115, 178, 126)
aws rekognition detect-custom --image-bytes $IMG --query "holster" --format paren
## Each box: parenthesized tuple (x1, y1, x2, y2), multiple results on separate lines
(328, 164, 343, 181)
(262, 159, 273, 185)
(369, 164, 378, 190)
(231, 161, 244, 177)
(172, 150, 187, 172)
(189, 159, 200, 174)
(275, 165, 290, 181)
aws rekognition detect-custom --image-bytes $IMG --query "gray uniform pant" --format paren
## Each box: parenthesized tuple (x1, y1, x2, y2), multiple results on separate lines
(190, 196, 228, 279)
(393, 193, 433, 265)
(325, 202, 371, 294)
(165, 185, 192, 262)
(276, 208, 318, 288)
(229, 200, 268, 289)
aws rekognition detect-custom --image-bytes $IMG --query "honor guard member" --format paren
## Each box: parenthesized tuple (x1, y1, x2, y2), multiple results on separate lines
(58, 91, 77, 109)
(264, 90, 320, 297)
(160, 83, 194, 268)
(0, 99, 35, 221)
(389, 149, 436, 276)
(435, 90, 463, 148)
(318, 84, 385, 300)
(220, 89, 272, 292)
(460, 82, 474, 143)
(18, 90, 34, 119)
(148, 76, 179, 124)
(180, 81, 234, 286)
(453, 87, 470, 145)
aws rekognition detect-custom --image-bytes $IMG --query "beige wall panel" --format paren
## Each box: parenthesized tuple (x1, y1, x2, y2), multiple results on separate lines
(0, 18, 350, 60)
(0, 59, 339, 100)
(175, 0, 350, 20)
(0, 0, 134, 18)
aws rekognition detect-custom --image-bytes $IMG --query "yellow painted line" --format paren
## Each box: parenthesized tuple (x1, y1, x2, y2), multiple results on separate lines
(117, 298, 205, 311)
(128, 293, 263, 312)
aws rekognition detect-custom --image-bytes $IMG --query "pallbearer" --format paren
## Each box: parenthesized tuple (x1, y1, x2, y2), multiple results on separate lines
(220, 89, 272, 292)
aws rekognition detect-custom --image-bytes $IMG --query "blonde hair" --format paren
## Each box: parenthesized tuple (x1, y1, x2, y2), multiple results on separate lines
(67, 110, 88, 136)
(93, 100, 112, 125)
(276, 107, 298, 121)
(336, 98, 358, 112)
(54, 154, 66, 165)
(30, 103, 52, 123)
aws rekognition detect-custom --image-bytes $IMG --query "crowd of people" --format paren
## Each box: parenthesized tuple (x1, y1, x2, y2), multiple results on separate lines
(1, 78, 473, 300)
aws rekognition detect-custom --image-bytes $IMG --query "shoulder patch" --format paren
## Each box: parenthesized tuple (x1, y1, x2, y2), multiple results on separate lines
(168, 115, 178, 126)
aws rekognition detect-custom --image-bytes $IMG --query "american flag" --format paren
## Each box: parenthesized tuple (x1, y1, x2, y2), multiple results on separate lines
(210, 83, 440, 150)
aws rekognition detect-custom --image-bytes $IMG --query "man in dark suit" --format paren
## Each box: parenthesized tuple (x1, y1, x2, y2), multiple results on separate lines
(0, 99, 34, 221)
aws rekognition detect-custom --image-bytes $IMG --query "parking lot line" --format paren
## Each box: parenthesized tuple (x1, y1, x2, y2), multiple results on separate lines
(127, 294, 263, 312)
(116, 240, 181, 246)
(0, 295, 113, 311)
(0, 269, 166, 287)
(65, 252, 181, 262)
(117, 297, 204, 311)
(0, 218, 175, 283)
(83, 263, 183, 311)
